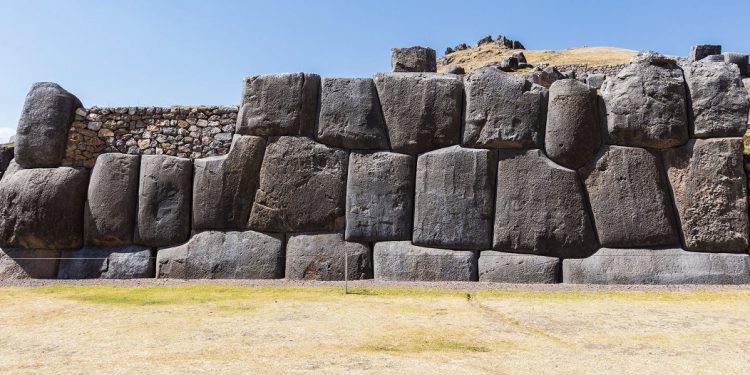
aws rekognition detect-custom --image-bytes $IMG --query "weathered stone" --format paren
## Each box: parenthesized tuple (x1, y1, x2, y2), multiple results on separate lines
(0, 167, 88, 249)
(84, 153, 140, 245)
(545, 79, 601, 169)
(498, 56, 518, 72)
(579, 145, 678, 247)
(663, 138, 749, 253)
(285, 233, 371, 281)
(689, 44, 721, 62)
(563, 248, 750, 285)
(495, 150, 597, 258)
(373, 241, 477, 281)
(703, 55, 725, 63)
(0, 159, 21, 181)
(586, 73, 606, 89)
(512, 51, 527, 64)
(445, 65, 465, 75)
(316, 78, 388, 149)
(0, 249, 60, 279)
(413, 146, 496, 250)
(390, 46, 437, 73)
(236, 73, 320, 136)
(478, 251, 560, 283)
(192, 135, 265, 230)
(723, 52, 749, 76)
(683, 61, 749, 138)
(373, 73, 463, 155)
(601, 52, 689, 148)
(134, 155, 192, 247)
(524, 66, 564, 88)
(248, 137, 347, 232)
(58, 245, 154, 279)
(345, 152, 415, 242)
(156, 230, 283, 279)
(463, 67, 547, 149)
(0, 146, 14, 174)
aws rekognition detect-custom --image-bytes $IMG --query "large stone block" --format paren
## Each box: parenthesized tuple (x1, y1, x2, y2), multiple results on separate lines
(464, 67, 547, 149)
(236, 73, 320, 136)
(134, 155, 192, 247)
(390, 46, 437, 72)
(563, 248, 750, 285)
(156, 230, 284, 279)
(345, 151, 415, 242)
(580, 145, 678, 247)
(285, 233, 372, 281)
(15, 82, 82, 168)
(58, 245, 154, 279)
(192, 135, 265, 230)
(84, 153, 140, 246)
(689, 44, 721, 62)
(0, 249, 60, 279)
(545, 79, 601, 169)
(0, 146, 14, 176)
(413, 146, 496, 250)
(316, 78, 388, 149)
(248, 137, 347, 232)
(601, 52, 689, 148)
(478, 251, 560, 283)
(683, 61, 749, 138)
(373, 241, 477, 281)
(494, 150, 597, 258)
(723, 52, 749, 76)
(373, 73, 462, 155)
(663, 138, 749, 253)
(0, 167, 88, 249)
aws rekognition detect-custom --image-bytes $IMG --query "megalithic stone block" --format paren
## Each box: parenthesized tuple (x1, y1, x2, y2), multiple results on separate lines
(373, 241, 477, 281)
(683, 61, 749, 138)
(285, 232, 372, 281)
(545, 79, 601, 169)
(236, 73, 320, 136)
(373, 73, 463, 155)
(84, 153, 140, 246)
(723, 52, 749, 76)
(0, 167, 89, 249)
(345, 151, 415, 242)
(390, 46, 437, 73)
(662, 138, 749, 253)
(0, 248, 61, 279)
(413, 146, 496, 250)
(689, 44, 721, 62)
(134, 155, 192, 247)
(58, 245, 154, 279)
(192, 135, 266, 230)
(478, 251, 560, 283)
(15, 82, 82, 168)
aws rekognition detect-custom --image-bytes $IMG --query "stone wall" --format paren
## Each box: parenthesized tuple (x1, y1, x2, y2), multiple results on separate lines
(537, 63, 626, 77)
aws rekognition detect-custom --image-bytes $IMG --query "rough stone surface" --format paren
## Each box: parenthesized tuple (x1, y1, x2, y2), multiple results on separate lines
(580, 145, 678, 247)
(512, 51, 527, 64)
(586, 73, 606, 89)
(84, 153, 140, 246)
(495, 150, 597, 258)
(463, 67, 547, 149)
(156, 230, 284, 279)
(236, 73, 320, 136)
(413, 146, 496, 250)
(689, 44, 721, 62)
(390, 46, 437, 72)
(683, 61, 749, 138)
(373, 73, 463, 155)
(316, 78, 388, 149)
(248, 137, 348, 232)
(524, 66, 565, 88)
(345, 152, 415, 242)
(15, 82, 82, 168)
(0, 146, 14, 175)
(478, 251, 560, 283)
(134, 155, 192, 247)
(663, 138, 749, 253)
(58, 245, 154, 279)
(545, 79, 601, 169)
(285, 233, 372, 281)
(563, 248, 750, 285)
(192, 135, 265, 230)
(723, 52, 749, 76)
(373, 241, 477, 281)
(0, 249, 60, 279)
(0, 159, 21, 181)
(601, 52, 689, 148)
(0, 167, 88, 249)
(445, 65, 465, 75)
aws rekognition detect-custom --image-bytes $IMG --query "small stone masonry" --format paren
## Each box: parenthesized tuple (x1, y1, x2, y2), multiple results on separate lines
(1, 46, 750, 284)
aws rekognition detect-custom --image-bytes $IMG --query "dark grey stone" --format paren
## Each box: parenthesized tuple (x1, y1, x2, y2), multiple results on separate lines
(524, 66, 564, 88)
(0, 146, 14, 174)
(702, 55, 726, 63)
(512, 41, 525, 49)
(390, 46, 437, 72)
(723, 52, 749, 76)
(498, 56, 519, 72)
(545, 79, 601, 169)
(373, 241, 477, 281)
(478, 251, 560, 283)
(683, 61, 749, 138)
(586, 73, 606, 89)
(316, 78, 388, 149)
(0, 159, 21, 181)
(689, 44, 722, 62)
(512, 51, 527, 64)
(445, 65, 465, 75)
(58, 245, 154, 279)
(285, 232, 372, 281)
(0, 248, 60, 279)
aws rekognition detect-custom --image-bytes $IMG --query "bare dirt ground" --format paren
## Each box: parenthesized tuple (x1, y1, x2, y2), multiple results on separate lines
(1, 280, 749, 374)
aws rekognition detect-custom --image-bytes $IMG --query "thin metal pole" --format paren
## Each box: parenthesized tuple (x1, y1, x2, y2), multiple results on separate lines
(344, 248, 349, 295)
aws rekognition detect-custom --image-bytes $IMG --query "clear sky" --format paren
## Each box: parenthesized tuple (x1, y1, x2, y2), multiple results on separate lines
(0, 0, 748, 142)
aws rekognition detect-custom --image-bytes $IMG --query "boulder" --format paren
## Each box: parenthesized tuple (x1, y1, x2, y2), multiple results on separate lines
(563, 248, 750, 285)
(345, 151, 415, 242)
(134, 155, 192, 248)
(689, 44, 721, 62)
(512, 51, 527, 64)
(236, 73, 320, 136)
(601, 52, 689, 148)
(248, 137, 348, 232)
(390, 46, 437, 72)
(512, 41, 525, 50)
(0, 167, 89, 249)
(413, 146, 496, 250)
(192, 135, 265, 230)
(524, 66, 564, 88)
(285, 232, 371, 281)
(156, 230, 284, 279)
(478, 251, 560, 283)
(498, 56, 519, 72)
(373, 72, 462, 154)
(586, 73, 606, 89)
(579, 145, 678, 247)
(445, 65, 465, 75)
(58, 245, 154, 279)
(373, 241, 477, 281)
(0, 248, 60, 279)
(723, 52, 749, 76)
(316, 78, 389, 149)
(662, 138, 749, 253)
(15, 82, 82, 168)
(683, 61, 749, 138)
(463, 67, 547, 149)
(0, 159, 21, 181)
(477, 35, 494, 46)
(0, 146, 14, 174)
(494, 150, 597, 258)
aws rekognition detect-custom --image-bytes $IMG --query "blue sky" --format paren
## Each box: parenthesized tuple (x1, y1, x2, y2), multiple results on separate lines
(0, 0, 748, 142)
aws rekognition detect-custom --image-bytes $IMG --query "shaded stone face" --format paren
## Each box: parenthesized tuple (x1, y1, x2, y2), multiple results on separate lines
(478, 251, 560, 283)
(0, 248, 60, 279)
(545, 79, 601, 169)
(683, 61, 749, 138)
(58, 245, 154, 279)
(390, 46, 437, 72)
(689, 44, 721, 62)
(285, 233, 371, 281)
(373, 241, 477, 282)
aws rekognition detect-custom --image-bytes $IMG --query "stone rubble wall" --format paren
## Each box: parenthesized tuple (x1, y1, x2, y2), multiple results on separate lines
(536, 63, 626, 77)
